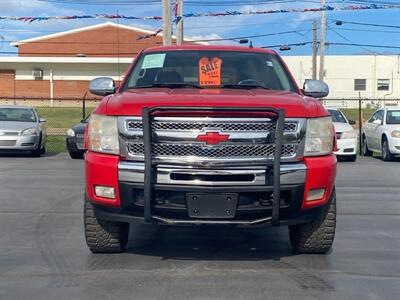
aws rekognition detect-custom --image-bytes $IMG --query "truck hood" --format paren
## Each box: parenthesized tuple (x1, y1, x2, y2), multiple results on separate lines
(100, 88, 327, 118)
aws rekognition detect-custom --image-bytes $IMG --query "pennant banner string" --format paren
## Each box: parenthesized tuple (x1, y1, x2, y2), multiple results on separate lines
(0, 4, 397, 23)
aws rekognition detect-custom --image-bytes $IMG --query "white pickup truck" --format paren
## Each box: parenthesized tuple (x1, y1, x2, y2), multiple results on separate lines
(361, 107, 400, 161)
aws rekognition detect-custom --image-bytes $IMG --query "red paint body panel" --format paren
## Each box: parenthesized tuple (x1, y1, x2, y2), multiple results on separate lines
(85, 152, 120, 207)
(302, 154, 337, 209)
(96, 89, 328, 118)
(85, 150, 337, 211)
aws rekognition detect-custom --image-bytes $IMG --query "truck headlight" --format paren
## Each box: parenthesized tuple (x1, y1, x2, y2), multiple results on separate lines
(304, 117, 334, 156)
(88, 114, 119, 155)
(21, 127, 38, 135)
(341, 130, 357, 139)
(391, 130, 400, 138)
(67, 128, 75, 137)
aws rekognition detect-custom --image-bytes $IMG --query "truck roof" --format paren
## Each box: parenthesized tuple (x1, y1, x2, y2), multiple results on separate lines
(143, 44, 277, 55)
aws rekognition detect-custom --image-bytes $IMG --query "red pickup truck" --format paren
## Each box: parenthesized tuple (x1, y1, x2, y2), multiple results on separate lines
(84, 45, 336, 254)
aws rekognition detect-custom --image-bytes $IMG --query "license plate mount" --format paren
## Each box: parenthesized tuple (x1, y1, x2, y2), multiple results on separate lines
(186, 193, 238, 219)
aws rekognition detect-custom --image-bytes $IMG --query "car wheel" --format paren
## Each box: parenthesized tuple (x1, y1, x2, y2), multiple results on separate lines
(361, 136, 372, 156)
(30, 135, 42, 157)
(382, 138, 395, 162)
(69, 151, 84, 159)
(289, 188, 336, 254)
(84, 195, 129, 253)
(41, 145, 46, 155)
(346, 154, 357, 162)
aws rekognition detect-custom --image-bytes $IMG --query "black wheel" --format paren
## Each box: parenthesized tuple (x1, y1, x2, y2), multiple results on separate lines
(382, 137, 395, 162)
(41, 145, 46, 154)
(361, 135, 372, 156)
(69, 151, 84, 159)
(289, 189, 336, 254)
(30, 135, 42, 157)
(345, 154, 357, 162)
(84, 196, 129, 253)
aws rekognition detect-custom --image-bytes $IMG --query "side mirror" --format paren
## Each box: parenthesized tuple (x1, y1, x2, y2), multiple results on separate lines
(373, 119, 382, 125)
(89, 77, 116, 96)
(39, 118, 46, 123)
(302, 80, 329, 98)
(348, 119, 356, 125)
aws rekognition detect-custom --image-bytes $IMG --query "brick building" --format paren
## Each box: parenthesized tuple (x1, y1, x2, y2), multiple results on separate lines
(0, 22, 181, 100)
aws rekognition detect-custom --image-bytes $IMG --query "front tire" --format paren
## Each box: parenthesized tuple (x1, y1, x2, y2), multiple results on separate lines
(69, 150, 84, 159)
(382, 137, 395, 162)
(345, 154, 357, 162)
(30, 135, 42, 157)
(289, 189, 336, 254)
(361, 135, 372, 156)
(84, 196, 129, 253)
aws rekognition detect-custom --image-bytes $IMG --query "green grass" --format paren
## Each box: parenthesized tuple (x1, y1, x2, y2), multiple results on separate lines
(36, 107, 90, 153)
(45, 136, 67, 153)
(36, 107, 92, 128)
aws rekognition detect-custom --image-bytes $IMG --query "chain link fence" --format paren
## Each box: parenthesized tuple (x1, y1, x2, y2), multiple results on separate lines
(0, 96, 100, 153)
(1, 96, 399, 153)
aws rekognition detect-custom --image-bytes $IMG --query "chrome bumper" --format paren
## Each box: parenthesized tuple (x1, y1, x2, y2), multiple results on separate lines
(0, 135, 40, 150)
(118, 161, 306, 186)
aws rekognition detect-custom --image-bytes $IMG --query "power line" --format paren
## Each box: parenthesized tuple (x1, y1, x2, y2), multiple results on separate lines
(327, 24, 377, 54)
(329, 18, 400, 29)
(326, 42, 400, 50)
(262, 41, 400, 51)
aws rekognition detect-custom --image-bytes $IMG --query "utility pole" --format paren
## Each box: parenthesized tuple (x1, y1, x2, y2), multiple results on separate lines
(312, 20, 318, 80)
(162, 0, 172, 45)
(319, 0, 326, 80)
(176, 0, 184, 45)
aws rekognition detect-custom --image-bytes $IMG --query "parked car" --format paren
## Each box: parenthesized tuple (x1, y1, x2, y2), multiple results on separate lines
(0, 105, 46, 157)
(83, 44, 337, 254)
(327, 108, 357, 162)
(362, 107, 400, 161)
(66, 115, 89, 159)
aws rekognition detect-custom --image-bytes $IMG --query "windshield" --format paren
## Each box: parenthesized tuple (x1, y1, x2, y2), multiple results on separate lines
(0, 108, 36, 122)
(386, 110, 400, 124)
(328, 109, 347, 123)
(124, 50, 297, 92)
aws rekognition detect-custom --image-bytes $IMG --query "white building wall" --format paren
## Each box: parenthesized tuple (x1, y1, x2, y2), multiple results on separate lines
(0, 61, 131, 81)
(283, 55, 400, 100)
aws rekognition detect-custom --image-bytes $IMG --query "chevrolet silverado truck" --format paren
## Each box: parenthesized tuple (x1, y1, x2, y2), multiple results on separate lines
(84, 45, 337, 254)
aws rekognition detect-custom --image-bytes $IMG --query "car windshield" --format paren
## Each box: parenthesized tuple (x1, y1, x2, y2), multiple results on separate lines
(328, 109, 347, 123)
(386, 110, 400, 124)
(0, 108, 36, 122)
(124, 50, 297, 92)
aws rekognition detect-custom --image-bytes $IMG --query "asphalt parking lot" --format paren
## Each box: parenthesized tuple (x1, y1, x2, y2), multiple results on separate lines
(0, 154, 399, 300)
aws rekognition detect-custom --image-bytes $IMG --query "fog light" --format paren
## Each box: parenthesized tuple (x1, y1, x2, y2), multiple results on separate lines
(307, 188, 325, 201)
(94, 186, 115, 199)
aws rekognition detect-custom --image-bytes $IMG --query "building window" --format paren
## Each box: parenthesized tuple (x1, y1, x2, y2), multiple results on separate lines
(377, 79, 390, 91)
(354, 79, 366, 91)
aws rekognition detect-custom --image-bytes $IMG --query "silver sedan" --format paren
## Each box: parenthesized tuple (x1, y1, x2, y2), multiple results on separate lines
(0, 105, 46, 156)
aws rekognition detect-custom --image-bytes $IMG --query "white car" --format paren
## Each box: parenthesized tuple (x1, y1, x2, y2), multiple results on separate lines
(361, 107, 400, 161)
(327, 108, 357, 162)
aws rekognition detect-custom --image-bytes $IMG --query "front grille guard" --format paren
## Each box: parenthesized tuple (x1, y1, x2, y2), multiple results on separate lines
(142, 106, 285, 226)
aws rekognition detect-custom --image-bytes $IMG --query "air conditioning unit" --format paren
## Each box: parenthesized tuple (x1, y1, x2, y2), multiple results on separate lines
(32, 69, 43, 80)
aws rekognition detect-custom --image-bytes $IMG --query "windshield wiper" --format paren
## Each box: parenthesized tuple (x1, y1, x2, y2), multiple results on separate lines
(222, 84, 269, 90)
(132, 83, 204, 89)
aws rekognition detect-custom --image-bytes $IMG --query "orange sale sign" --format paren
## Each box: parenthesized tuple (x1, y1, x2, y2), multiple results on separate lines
(199, 57, 222, 86)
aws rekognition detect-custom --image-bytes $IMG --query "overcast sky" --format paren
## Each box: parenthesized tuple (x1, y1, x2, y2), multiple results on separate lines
(1, 0, 400, 56)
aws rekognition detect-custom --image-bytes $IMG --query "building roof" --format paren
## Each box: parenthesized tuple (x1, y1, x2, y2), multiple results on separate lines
(0, 56, 133, 64)
(11, 22, 166, 47)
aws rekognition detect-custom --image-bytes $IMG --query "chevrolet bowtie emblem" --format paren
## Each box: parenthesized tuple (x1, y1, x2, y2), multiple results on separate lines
(196, 131, 229, 145)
